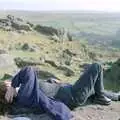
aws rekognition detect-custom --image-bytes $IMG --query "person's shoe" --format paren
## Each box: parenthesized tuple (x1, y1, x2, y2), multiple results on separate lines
(118, 92, 120, 101)
(93, 94, 111, 105)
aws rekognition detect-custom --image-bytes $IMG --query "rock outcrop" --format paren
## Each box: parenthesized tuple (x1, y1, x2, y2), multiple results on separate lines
(14, 57, 44, 68)
(0, 15, 32, 32)
(34, 24, 58, 36)
(0, 54, 15, 68)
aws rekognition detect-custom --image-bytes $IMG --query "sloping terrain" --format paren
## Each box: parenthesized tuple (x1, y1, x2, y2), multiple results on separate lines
(0, 102, 120, 120)
(0, 15, 120, 120)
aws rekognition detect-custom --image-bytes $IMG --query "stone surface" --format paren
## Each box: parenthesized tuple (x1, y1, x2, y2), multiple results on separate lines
(0, 54, 15, 68)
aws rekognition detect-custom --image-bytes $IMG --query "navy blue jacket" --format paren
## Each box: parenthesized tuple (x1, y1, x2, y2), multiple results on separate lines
(11, 67, 73, 120)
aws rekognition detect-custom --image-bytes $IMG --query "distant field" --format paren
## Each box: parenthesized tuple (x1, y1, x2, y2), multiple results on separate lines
(0, 11, 120, 90)
(0, 10, 120, 48)
(0, 11, 120, 35)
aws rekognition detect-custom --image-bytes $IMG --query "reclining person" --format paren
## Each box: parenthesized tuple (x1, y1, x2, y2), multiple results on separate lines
(1, 63, 120, 120)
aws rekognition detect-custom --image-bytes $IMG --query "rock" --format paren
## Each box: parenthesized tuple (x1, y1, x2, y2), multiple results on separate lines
(21, 43, 39, 52)
(88, 51, 97, 60)
(50, 34, 60, 42)
(0, 15, 32, 32)
(34, 24, 58, 36)
(63, 49, 77, 57)
(26, 21, 34, 28)
(17, 30, 27, 34)
(64, 60, 71, 66)
(7, 15, 14, 21)
(67, 32, 73, 41)
(0, 54, 15, 68)
(39, 57, 45, 64)
(45, 60, 58, 67)
(11, 21, 31, 31)
(35, 67, 60, 80)
(29, 45, 40, 52)
(14, 57, 43, 68)
(0, 49, 7, 54)
(62, 50, 73, 66)
(57, 66, 75, 76)
(21, 43, 30, 51)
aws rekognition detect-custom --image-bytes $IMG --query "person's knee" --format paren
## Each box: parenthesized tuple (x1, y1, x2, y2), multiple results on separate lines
(91, 63, 102, 73)
(19, 66, 35, 83)
(21, 66, 34, 76)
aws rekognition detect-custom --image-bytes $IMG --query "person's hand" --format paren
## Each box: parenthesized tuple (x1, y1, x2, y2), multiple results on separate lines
(4, 80, 11, 88)
(54, 79, 61, 84)
(5, 86, 17, 103)
(4, 81, 17, 103)
(47, 78, 61, 84)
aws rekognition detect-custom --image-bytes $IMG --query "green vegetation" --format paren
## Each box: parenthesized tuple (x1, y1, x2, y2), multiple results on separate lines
(0, 12, 119, 91)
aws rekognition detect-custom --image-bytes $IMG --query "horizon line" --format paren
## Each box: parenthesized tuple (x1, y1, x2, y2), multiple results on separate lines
(1, 9, 120, 14)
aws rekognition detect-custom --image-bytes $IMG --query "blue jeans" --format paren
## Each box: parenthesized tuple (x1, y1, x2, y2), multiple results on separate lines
(11, 67, 72, 120)
(11, 63, 119, 115)
(72, 63, 104, 106)
(56, 63, 120, 108)
(54, 63, 104, 108)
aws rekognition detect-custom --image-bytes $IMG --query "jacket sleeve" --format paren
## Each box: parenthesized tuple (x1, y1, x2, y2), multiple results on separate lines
(11, 72, 21, 88)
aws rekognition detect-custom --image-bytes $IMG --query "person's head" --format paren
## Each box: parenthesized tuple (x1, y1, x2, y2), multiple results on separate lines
(0, 81, 7, 104)
(0, 81, 12, 115)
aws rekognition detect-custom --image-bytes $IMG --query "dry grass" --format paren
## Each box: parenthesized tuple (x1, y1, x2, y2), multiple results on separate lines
(0, 30, 120, 83)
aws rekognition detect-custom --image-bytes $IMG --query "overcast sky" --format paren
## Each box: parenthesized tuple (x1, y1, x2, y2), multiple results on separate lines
(0, 0, 120, 12)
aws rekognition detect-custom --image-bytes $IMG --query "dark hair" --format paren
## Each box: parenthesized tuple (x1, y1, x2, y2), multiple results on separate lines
(0, 81, 11, 114)
(0, 82, 7, 104)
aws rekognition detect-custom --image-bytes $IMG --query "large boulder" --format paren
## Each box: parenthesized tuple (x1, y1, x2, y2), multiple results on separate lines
(34, 25, 58, 36)
(11, 21, 31, 31)
(0, 49, 7, 54)
(57, 65, 75, 77)
(45, 60, 58, 68)
(0, 54, 17, 79)
(14, 57, 44, 68)
(0, 15, 32, 32)
(35, 67, 60, 80)
(21, 43, 40, 52)
(0, 54, 15, 68)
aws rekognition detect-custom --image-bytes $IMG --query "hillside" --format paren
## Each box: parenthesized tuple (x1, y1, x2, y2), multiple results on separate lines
(0, 14, 120, 120)
(1, 11, 120, 48)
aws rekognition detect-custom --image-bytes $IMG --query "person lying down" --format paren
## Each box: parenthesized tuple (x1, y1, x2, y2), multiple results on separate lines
(0, 63, 120, 120)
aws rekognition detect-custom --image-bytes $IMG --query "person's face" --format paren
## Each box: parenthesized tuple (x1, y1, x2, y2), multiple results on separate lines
(4, 80, 11, 89)
(0, 80, 11, 103)
(0, 81, 8, 104)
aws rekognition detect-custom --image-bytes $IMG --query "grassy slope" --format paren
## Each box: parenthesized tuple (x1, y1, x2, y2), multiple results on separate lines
(0, 30, 86, 82)
(0, 11, 120, 83)
(0, 29, 119, 83)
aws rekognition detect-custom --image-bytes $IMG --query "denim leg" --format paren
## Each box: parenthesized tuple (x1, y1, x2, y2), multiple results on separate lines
(94, 64, 104, 95)
(12, 66, 72, 120)
(72, 63, 104, 106)
(12, 66, 39, 106)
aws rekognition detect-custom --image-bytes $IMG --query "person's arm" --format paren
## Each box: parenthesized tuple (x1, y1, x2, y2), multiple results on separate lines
(5, 69, 22, 103)
(11, 72, 21, 88)
(46, 77, 62, 84)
